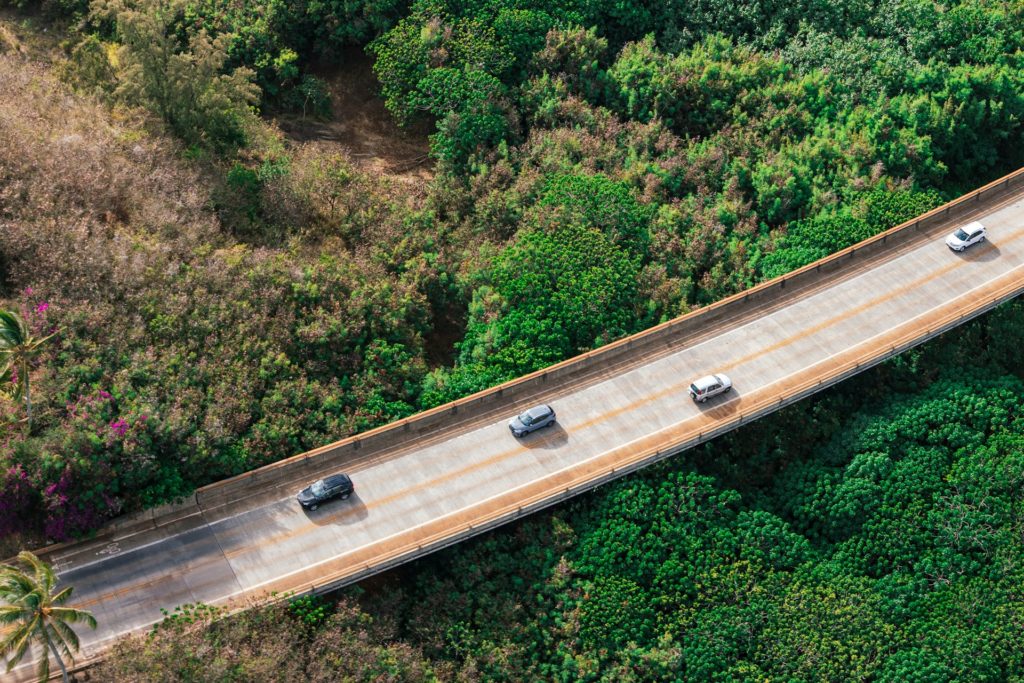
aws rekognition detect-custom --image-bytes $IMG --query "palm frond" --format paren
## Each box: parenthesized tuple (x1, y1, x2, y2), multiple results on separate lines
(0, 311, 27, 348)
(1, 614, 37, 670)
(0, 551, 94, 679)
(33, 643, 50, 682)
(0, 363, 13, 399)
(0, 606, 33, 625)
(19, 552, 53, 594)
(0, 618, 33, 657)
(0, 569, 35, 600)
(25, 332, 57, 354)
(48, 607, 96, 630)
(46, 622, 76, 659)
(51, 585, 73, 605)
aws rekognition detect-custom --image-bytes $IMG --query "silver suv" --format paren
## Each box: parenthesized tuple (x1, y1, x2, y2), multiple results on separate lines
(508, 404, 556, 437)
(689, 374, 733, 402)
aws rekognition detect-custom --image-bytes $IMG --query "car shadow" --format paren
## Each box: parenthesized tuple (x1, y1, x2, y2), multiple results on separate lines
(517, 423, 569, 449)
(304, 493, 369, 526)
(953, 241, 1001, 262)
(694, 391, 741, 419)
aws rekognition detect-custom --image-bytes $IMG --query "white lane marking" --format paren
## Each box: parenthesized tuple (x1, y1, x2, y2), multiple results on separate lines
(65, 212, 1024, 586)
(218, 262, 1024, 601)
(12, 201, 1024, 680)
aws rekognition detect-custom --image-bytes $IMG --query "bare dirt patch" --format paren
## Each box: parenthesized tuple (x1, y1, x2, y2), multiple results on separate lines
(275, 48, 434, 189)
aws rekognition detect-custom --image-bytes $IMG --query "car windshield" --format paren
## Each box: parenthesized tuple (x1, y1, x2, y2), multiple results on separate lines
(954, 228, 970, 240)
(310, 480, 326, 496)
(690, 383, 700, 394)
(519, 412, 534, 426)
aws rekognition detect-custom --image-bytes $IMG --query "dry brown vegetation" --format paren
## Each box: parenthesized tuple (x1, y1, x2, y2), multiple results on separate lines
(0, 52, 220, 289)
(92, 599, 438, 682)
(0, 41, 451, 541)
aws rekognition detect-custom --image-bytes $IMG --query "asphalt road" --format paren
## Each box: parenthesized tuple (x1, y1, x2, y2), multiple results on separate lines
(10, 184, 1024, 680)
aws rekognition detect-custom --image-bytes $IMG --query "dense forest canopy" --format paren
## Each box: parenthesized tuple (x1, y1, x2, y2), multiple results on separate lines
(96, 307, 1024, 680)
(2, 0, 1024, 676)
(1, 0, 1023, 545)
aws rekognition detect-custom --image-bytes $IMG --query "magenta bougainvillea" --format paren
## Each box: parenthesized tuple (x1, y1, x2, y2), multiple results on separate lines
(2, 388, 150, 541)
(42, 467, 110, 541)
(0, 464, 33, 536)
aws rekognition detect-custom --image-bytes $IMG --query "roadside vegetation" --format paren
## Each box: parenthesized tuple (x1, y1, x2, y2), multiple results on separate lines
(3, 0, 1021, 544)
(94, 302, 1024, 680)
(1, 0, 1023, 676)
(0, 551, 96, 683)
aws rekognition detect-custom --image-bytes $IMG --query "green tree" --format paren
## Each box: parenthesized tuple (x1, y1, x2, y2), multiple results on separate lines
(0, 310, 55, 430)
(101, 0, 260, 149)
(761, 210, 873, 279)
(459, 216, 645, 376)
(0, 551, 97, 683)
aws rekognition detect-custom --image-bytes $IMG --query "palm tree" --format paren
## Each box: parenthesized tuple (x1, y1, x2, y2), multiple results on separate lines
(0, 551, 97, 683)
(0, 310, 55, 429)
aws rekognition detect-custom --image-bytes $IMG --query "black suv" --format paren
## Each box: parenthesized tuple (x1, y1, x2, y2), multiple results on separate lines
(297, 473, 354, 510)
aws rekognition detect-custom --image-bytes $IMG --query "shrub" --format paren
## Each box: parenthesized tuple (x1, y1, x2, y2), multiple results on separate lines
(102, 0, 261, 149)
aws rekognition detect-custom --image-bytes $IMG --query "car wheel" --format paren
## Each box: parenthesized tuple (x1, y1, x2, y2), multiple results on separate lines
(980, 236, 986, 243)
(545, 421, 554, 428)
(725, 386, 732, 392)
(341, 493, 350, 500)
(309, 504, 318, 511)
(699, 396, 707, 403)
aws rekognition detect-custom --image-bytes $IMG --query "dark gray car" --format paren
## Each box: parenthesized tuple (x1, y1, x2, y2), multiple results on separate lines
(508, 404, 556, 437)
(297, 473, 354, 510)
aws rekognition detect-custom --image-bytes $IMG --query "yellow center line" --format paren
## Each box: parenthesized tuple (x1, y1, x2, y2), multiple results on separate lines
(75, 217, 1024, 610)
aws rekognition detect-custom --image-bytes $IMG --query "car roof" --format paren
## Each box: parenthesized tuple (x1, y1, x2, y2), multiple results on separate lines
(324, 473, 351, 486)
(692, 375, 718, 389)
(961, 221, 985, 232)
(692, 373, 730, 389)
(526, 405, 552, 418)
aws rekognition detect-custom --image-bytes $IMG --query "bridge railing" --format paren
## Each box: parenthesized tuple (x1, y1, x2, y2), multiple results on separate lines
(29, 166, 1024, 563)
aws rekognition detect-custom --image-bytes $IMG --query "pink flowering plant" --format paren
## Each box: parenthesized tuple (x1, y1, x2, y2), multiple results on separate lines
(4, 389, 157, 541)
(0, 464, 34, 536)
(21, 287, 56, 336)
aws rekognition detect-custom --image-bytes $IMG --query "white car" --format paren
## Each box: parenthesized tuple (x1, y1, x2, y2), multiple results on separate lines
(689, 373, 732, 402)
(945, 221, 986, 251)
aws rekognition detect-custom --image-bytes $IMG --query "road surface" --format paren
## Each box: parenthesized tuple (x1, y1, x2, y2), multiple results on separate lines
(9, 172, 1024, 680)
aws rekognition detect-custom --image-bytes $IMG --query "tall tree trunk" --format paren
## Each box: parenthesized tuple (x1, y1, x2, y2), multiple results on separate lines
(46, 635, 69, 683)
(23, 363, 31, 430)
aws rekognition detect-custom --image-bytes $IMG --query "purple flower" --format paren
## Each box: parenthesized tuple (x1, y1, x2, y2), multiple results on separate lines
(34, 302, 49, 314)
(23, 286, 33, 296)
(41, 468, 108, 541)
(109, 418, 129, 437)
(0, 466, 33, 537)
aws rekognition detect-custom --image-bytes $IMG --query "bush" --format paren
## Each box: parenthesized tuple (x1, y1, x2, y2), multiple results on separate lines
(101, 0, 261, 150)
(281, 74, 332, 118)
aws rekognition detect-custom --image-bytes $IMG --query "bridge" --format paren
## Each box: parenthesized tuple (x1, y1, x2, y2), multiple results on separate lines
(10, 168, 1024, 679)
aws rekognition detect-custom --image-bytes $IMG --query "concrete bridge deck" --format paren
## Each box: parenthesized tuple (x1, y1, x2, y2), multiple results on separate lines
(9, 168, 1024, 680)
